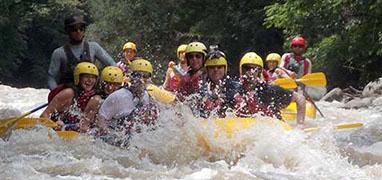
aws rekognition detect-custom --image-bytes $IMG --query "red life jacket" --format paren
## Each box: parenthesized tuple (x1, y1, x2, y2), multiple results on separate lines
(168, 73, 182, 92)
(234, 91, 274, 118)
(178, 72, 203, 96)
(60, 89, 96, 131)
(283, 53, 310, 76)
(262, 69, 272, 82)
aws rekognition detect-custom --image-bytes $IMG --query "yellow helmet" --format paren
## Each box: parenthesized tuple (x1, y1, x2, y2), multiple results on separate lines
(205, 56, 228, 73)
(177, 44, 188, 55)
(73, 62, 99, 85)
(123, 42, 137, 51)
(265, 53, 281, 64)
(101, 66, 124, 84)
(239, 52, 263, 75)
(129, 59, 153, 74)
(185, 42, 207, 56)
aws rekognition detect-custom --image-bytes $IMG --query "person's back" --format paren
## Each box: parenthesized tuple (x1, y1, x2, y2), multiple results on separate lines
(47, 13, 115, 90)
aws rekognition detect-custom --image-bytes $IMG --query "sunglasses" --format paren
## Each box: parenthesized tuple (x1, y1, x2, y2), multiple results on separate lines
(131, 72, 151, 79)
(69, 26, 86, 32)
(292, 45, 304, 48)
(187, 53, 203, 59)
(242, 65, 261, 73)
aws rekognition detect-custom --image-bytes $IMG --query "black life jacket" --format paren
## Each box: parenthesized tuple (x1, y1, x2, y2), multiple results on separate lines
(59, 41, 91, 84)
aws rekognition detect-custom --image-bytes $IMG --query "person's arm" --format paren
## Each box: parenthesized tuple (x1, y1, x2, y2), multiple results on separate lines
(93, 42, 116, 66)
(162, 65, 173, 90)
(291, 91, 306, 125)
(306, 58, 312, 74)
(279, 53, 288, 69)
(47, 49, 63, 90)
(96, 93, 119, 132)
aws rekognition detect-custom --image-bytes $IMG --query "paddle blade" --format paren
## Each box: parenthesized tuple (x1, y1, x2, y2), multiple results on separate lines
(272, 78, 297, 89)
(304, 122, 363, 133)
(16, 118, 57, 129)
(48, 131, 79, 139)
(147, 84, 176, 103)
(297, 72, 327, 87)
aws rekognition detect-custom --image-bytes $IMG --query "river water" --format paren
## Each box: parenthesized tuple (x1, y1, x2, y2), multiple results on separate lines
(1, 84, 381, 179)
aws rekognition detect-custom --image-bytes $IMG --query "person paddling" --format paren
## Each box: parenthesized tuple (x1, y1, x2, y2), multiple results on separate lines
(99, 66, 124, 98)
(280, 36, 312, 79)
(41, 62, 102, 132)
(265, 53, 294, 82)
(96, 59, 159, 137)
(197, 48, 240, 118)
(234, 52, 306, 126)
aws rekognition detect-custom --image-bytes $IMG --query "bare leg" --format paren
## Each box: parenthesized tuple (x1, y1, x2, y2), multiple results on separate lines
(291, 91, 306, 125)
(40, 88, 75, 118)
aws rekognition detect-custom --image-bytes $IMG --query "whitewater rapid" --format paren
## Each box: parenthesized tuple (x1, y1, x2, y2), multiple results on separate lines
(1, 84, 381, 179)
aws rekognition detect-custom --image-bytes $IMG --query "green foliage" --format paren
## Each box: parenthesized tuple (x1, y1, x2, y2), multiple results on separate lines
(265, 0, 382, 87)
(2, 0, 380, 88)
(0, 0, 84, 87)
(86, 0, 282, 82)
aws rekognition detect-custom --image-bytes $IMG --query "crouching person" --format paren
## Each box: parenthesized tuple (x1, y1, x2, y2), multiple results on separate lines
(95, 59, 159, 145)
(41, 62, 102, 132)
(235, 52, 306, 125)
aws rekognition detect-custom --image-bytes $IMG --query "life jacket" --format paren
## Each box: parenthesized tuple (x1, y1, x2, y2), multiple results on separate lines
(234, 91, 274, 118)
(262, 69, 272, 82)
(167, 70, 181, 92)
(198, 78, 240, 118)
(178, 71, 204, 96)
(283, 53, 310, 78)
(59, 41, 91, 84)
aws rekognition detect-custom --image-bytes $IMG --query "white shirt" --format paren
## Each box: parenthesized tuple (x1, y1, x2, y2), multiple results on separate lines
(98, 88, 150, 121)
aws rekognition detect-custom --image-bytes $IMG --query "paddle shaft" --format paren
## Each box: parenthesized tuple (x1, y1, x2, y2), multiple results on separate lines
(302, 90, 325, 117)
(304, 122, 363, 132)
(2, 103, 48, 127)
(24, 103, 49, 117)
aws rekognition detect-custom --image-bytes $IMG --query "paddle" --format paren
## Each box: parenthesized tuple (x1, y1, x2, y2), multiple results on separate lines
(146, 84, 176, 103)
(15, 117, 57, 129)
(302, 89, 325, 117)
(272, 72, 327, 117)
(31, 120, 364, 140)
(272, 72, 327, 89)
(0, 103, 48, 138)
(303, 122, 363, 133)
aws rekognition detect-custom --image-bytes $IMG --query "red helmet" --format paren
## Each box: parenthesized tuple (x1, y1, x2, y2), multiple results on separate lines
(291, 37, 306, 48)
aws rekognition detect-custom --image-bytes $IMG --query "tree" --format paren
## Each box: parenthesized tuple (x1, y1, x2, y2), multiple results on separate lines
(0, 0, 85, 87)
(265, 0, 382, 88)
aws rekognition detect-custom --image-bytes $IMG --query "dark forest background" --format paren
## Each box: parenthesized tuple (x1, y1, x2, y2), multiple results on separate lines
(1, 0, 381, 89)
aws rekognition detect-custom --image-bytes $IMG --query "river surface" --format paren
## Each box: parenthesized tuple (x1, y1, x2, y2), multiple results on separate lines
(1, 84, 381, 179)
